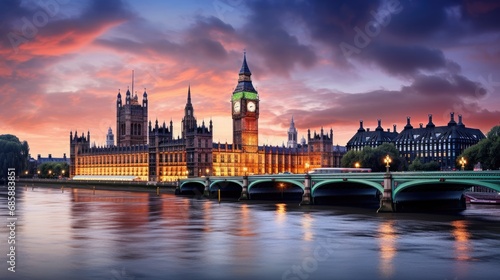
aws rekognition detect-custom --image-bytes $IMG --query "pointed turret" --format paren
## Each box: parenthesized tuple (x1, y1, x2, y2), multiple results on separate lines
(375, 119, 383, 131)
(404, 117, 413, 130)
(142, 88, 148, 107)
(117, 89, 122, 108)
(426, 114, 435, 128)
(448, 112, 457, 127)
(240, 52, 251, 75)
(125, 86, 131, 104)
(233, 52, 257, 94)
(287, 116, 298, 148)
(358, 120, 366, 132)
(182, 85, 197, 138)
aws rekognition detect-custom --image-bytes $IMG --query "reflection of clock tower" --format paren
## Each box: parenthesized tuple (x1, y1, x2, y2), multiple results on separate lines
(232, 52, 259, 153)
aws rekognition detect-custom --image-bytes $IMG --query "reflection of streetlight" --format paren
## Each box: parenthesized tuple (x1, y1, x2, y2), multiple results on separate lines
(384, 155, 392, 173)
(305, 162, 310, 174)
(459, 157, 467, 171)
(355, 162, 360, 168)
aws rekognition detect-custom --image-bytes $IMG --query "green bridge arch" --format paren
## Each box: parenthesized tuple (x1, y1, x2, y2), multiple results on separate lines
(247, 179, 305, 193)
(180, 180, 205, 190)
(394, 179, 500, 198)
(312, 179, 384, 196)
(209, 179, 243, 190)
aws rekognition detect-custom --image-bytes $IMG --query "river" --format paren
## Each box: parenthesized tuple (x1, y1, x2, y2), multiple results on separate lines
(1, 185, 500, 279)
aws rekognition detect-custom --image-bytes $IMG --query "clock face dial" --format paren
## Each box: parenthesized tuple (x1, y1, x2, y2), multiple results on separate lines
(233, 101, 241, 113)
(247, 101, 256, 112)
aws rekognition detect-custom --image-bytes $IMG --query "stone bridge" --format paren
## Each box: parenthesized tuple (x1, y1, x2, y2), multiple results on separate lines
(178, 171, 500, 212)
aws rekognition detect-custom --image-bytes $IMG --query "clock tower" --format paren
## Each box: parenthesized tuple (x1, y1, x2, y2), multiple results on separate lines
(232, 52, 259, 153)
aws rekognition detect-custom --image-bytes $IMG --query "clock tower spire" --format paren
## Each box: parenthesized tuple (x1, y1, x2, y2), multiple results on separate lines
(232, 52, 259, 153)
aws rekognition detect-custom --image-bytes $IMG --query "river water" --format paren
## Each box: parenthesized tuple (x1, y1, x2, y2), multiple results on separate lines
(1, 185, 500, 280)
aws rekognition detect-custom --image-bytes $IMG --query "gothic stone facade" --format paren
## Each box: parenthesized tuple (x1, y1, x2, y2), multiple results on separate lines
(70, 54, 343, 181)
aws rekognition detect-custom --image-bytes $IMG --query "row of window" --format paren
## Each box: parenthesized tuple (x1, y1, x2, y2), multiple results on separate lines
(77, 154, 148, 165)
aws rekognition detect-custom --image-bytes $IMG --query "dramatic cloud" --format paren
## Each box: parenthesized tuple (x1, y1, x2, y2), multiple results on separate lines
(1, 0, 499, 157)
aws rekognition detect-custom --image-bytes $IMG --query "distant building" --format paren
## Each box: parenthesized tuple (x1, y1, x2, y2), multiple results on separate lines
(37, 153, 70, 164)
(106, 127, 114, 147)
(70, 53, 346, 181)
(346, 113, 486, 169)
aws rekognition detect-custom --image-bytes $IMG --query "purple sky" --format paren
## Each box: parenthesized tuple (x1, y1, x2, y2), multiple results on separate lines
(1, 0, 500, 158)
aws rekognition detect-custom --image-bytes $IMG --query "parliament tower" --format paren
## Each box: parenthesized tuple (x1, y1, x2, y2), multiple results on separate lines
(116, 86, 148, 146)
(232, 52, 259, 153)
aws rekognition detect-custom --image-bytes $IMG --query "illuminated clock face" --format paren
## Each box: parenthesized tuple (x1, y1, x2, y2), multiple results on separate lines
(233, 101, 241, 113)
(247, 101, 256, 112)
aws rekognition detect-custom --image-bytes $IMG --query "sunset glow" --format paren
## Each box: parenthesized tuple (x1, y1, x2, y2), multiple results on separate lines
(1, 0, 499, 158)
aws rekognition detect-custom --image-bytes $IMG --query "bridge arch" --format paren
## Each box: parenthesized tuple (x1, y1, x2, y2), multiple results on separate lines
(179, 180, 205, 194)
(209, 179, 243, 189)
(311, 179, 384, 196)
(394, 180, 500, 199)
(248, 179, 305, 192)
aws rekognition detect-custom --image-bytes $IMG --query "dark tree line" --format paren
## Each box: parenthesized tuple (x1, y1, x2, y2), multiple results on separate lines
(37, 162, 70, 178)
(459, 126, 500, 170)
(0, 134, 30, 180)
(341, 143, 408, 172)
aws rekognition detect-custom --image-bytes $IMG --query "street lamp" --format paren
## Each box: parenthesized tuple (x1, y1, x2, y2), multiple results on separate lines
(279, 183, 285, 199)
(305, 162, 310, 174)
(243, 167, 248, 176)
(48, 170, 52, 178)
(384, 155, 392, 173)
(355, 162, 360, 168)
(205, 168, 210, 177)
(62, 170, 65, 177)
(459, 157, 467, 171)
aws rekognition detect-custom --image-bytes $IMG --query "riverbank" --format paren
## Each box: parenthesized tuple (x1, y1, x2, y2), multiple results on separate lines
(16, 178, 177, 193)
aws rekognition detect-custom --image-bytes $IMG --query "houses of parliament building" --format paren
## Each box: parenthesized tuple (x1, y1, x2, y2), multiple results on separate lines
(69, 54, 343, 181)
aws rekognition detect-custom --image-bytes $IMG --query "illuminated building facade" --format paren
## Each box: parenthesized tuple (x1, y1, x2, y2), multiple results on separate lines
(70, 54, 343, 181)
(346, 113, 486, 169)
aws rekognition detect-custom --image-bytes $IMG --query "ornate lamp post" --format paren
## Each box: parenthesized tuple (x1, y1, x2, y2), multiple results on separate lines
(243, 167, 248, 177)
(384, 155, 392, 173)
(305, 162, 310, 174)
(459, 157, 467, 171)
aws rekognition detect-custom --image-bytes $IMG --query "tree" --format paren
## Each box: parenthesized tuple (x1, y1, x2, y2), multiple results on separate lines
(0, 134, 30, 180)
(341, 143, 407, 171)
(37, 162, 70, 178)
(340, 150, 362, 168)
(459, 125, 500, 170)
(409, 157, 440, 171)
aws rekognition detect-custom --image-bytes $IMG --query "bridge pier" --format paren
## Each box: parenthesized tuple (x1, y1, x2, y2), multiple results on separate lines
(239, 175, 249, 200)
(203, 177, 211, 197)
(300, 174, 312, 205)
(377, 173, 394, 213)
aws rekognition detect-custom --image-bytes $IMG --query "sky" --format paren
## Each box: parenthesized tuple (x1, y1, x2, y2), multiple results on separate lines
(1, 0, 500, 158)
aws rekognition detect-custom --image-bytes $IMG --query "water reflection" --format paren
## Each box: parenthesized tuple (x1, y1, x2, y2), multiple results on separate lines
(301, 213, 313, 241)
(378, 220, 397, 278)
(451, 220, 471, 261)
(3, 186, 500, 280)
(275, 203, 287, 224)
